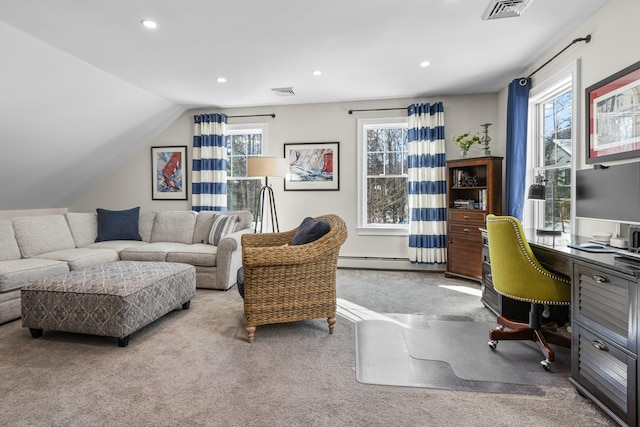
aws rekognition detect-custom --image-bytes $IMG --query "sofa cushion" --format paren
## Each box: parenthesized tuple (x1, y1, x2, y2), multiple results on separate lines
(0, 258, 69, 293)
(0, 218, 21, 261)
(33, 248, 119, 271)
(83, 240, 149, 252)
(291, 217, 330, 246)
(12, 215, 77, 258)
(66, 212, 98, 247)
(96, 207, 142, 242)
(139, 211, 157, 242)
(165, 244, 217, 267)
(120, 242, 190, 262)
(150, 211, 197, 244)
(204, 214, 239, 245)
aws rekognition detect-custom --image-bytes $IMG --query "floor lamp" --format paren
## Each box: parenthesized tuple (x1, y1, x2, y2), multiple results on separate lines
(247, 157, 287, 233)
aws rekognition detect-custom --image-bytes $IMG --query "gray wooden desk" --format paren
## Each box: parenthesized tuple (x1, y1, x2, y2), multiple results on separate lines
(526, 233, 639, 427)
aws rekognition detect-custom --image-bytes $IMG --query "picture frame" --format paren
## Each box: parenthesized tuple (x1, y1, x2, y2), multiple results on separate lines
(151, 145, 188, 200)
(284, 142, 339, 191)
(586, 60, 640, 163)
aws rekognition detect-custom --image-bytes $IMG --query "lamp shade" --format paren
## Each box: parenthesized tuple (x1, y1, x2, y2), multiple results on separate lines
(527, 183, 546, 200)
(247, 157, 287, 178)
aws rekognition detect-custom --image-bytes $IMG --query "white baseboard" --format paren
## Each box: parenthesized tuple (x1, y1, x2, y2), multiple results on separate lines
(338, 256, 446, 272)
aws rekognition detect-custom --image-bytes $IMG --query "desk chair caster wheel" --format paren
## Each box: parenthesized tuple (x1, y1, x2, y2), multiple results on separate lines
(488, 340, 498, 350)
(541, 359, 552, 371)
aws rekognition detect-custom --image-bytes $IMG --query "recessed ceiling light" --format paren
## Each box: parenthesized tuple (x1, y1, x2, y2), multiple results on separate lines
(140, 19, 158, 29)
(313, 70, 322, 76)
(420, 61, 431, 68)
(216, 77, 227, 83)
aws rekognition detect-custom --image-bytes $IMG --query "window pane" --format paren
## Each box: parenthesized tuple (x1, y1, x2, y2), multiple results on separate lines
(543, 89, 572, 167)
(541, 168, 571, 233)
(227, 178, 263, 214)
(387, 152, 404, 175)
(367, 177, 408, 224)
(367, 129, 386, 152)
(367, 152, 384, 175)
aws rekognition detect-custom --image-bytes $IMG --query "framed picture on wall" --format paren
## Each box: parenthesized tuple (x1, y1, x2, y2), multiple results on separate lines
(151, 145, 188, 200)
(586, 60, 640, 163)
(283, 142, 340, 191)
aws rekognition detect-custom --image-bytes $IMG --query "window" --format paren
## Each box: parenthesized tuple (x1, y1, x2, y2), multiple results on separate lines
(357, 118, 409, 235)
(527, 63, 578, 234)
(226, 123, 266, 217)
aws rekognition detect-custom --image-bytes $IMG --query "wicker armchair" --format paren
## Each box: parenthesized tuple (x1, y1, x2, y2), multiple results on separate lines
(240, 214, 347, 343)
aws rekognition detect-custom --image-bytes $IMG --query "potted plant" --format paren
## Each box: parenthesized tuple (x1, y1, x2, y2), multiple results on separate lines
(453, 132, 481, 158)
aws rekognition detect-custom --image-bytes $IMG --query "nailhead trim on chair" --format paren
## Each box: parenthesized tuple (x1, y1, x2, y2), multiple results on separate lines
(488, 216, 571, 306)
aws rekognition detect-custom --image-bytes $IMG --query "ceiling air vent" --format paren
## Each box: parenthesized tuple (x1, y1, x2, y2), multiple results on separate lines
(482, 0, 533, 20)
(271, 87, 295, 97)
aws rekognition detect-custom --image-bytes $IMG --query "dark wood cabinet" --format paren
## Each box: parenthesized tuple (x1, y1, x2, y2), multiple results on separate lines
(570, 261, 638, 427)
(445, 156, 502, 281)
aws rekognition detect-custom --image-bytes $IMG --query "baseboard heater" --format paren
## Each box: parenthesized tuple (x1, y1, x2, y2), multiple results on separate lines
(338, 256, 445, 272)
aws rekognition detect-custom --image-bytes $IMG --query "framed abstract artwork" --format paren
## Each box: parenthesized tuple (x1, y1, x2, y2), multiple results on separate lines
(586, 60, 640, 163)
(151, 145, 188, 200)
(283, 142, 339, 191)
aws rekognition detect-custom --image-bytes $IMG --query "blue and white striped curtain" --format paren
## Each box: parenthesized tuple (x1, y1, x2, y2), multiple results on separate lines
(407, 102, 447, 264)
(192, 114, 228, 211)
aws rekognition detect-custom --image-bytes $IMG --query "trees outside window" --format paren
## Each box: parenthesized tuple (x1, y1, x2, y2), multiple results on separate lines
(357, 118, 409, 235)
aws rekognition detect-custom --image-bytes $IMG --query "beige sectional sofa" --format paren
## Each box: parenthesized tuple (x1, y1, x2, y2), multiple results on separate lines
(0, 210, 252, 324)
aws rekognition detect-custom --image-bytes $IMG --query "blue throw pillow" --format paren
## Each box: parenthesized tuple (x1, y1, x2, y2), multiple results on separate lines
(95, 207, 142, 242)
(291, 217, 330, 246)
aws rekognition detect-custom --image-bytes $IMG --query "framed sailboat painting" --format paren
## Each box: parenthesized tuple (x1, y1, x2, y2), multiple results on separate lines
(283, 142, 339, 191)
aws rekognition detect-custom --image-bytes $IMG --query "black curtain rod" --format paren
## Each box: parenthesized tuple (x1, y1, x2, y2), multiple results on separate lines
(526, 35, 591, 80)
(227, 113, 276, 119)
(348, 107, 406, 115)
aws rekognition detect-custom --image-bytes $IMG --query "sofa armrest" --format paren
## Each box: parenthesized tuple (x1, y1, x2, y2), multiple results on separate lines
(215, 228, 253, 289)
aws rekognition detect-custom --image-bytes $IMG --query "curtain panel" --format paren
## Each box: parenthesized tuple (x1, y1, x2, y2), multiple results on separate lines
(192, 114, 228, 211)
(407, 102, 447, 264)
(505, 78, 531, 220)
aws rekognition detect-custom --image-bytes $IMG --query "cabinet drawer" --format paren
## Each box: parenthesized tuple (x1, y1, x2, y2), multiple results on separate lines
(573, 262, 635, 351)
(571, 324, 636, 426)
(448, 210, 486, 223)
(448, 224, 483, 239)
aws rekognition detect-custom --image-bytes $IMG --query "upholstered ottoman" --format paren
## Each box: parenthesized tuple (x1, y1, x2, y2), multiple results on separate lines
(21, 261, 196, 347)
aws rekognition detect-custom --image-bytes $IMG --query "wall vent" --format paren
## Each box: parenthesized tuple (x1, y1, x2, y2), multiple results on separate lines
(482, 0, 533, 20)
(271, 87, 295, 97)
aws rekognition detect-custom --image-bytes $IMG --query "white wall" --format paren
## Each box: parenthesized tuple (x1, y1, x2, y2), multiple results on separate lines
(72, 94, 498, 265)
(496, 0, 640, 239)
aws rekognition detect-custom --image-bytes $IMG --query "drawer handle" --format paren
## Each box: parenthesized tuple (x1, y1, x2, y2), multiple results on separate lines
(593, 274, 609, 284)
(591, 340, 609, 352)
(463, 228, 470, 233)
(463, 215, 470, 219)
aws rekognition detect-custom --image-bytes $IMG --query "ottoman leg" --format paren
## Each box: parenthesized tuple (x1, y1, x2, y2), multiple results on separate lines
(29, 328, 43, 339)
(117, 336, 130, 347)
(182, 300, 191, 310)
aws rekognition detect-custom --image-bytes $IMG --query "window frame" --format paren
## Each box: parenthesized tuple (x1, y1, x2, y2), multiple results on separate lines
(225, 122, 267, 213)
(525, 61, 579, 233)
(357, 117, 409, 236)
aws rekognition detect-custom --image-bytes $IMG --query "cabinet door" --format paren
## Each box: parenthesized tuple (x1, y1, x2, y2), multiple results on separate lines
(447, 235, 482, 279)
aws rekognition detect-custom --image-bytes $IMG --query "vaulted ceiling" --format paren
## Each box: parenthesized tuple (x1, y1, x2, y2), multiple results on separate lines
(0, 0, 608, 210)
